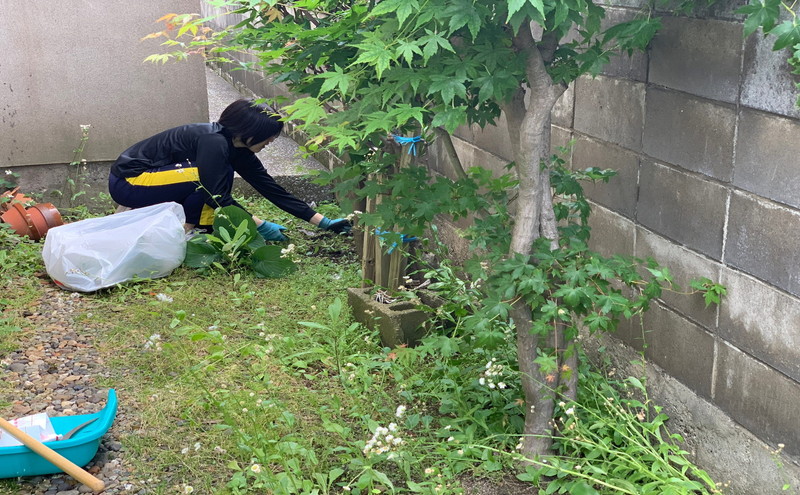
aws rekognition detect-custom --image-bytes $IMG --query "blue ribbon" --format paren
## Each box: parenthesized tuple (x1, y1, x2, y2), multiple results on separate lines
(375, 229, 419, 254)
(390, 134, 424, 156)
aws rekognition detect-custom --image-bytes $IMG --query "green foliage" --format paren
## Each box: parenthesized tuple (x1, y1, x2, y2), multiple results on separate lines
(184, 205, 297, 278)
(516, 365, 719, 494)
(0, 169, 19, 192)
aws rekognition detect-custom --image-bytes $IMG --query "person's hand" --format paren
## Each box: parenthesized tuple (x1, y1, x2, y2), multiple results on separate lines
(256, 221, 288, 241)
(318, 216, 352, 234)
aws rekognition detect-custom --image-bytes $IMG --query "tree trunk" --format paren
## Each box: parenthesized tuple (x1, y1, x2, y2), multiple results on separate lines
(504, 26, 566, 460)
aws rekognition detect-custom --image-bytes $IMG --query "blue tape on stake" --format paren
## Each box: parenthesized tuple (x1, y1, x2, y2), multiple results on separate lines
(390, 134, 424, 156)
(375, 229, 419, 254)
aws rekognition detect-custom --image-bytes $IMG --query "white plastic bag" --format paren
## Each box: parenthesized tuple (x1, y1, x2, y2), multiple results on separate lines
(42, 202, 187, 292)
(0, 413, 58, 447)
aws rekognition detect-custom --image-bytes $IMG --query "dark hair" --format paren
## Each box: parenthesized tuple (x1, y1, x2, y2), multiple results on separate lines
(218, 99, 284, 145)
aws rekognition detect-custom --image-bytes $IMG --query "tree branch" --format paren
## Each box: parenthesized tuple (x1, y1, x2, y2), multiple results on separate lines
(434, 127, 468, 180)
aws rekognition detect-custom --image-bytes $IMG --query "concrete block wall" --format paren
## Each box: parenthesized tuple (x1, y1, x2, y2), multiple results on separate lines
(204, 2, 800, 490)
(568, 3, 800, 491)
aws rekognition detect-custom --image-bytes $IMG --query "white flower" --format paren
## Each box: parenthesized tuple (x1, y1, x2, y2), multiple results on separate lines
(4, 170, 12, 175)
(388, 422, 398, 432)
(250, 464, 262, 474)
(498, 382, 507, 389)
(558, 401, 566, 407)
(155, 293, 173, 303)
(181, 485, 194, 494)
(478, 377, 486, 386)
(181, 447, 189, 455)
(565, 407, 575, 415)
(395, 405, 407, 418)
(447, 436, 455, 442)
(194, 442, 201, 451)
(457, 449, 464, 455)
(444, 425, 451, 430)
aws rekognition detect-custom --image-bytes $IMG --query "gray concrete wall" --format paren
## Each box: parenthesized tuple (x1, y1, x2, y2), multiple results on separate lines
(204, 3, 800, 491)
(573, 7, 800, 493)
(0, 0, 208, 173)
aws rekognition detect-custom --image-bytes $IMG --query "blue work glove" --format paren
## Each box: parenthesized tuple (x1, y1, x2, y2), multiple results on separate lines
(256, 221, 288, 241)
(318, 216, 352, 234)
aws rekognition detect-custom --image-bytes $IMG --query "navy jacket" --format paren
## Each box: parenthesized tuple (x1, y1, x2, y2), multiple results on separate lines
(110, 123, 316, 221)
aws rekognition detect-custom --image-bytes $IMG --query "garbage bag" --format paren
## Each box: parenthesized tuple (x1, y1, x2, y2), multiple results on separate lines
(42, 202, 187, 292)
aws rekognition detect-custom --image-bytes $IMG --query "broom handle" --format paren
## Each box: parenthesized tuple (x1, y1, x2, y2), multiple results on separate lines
(0, 417, 105, 492)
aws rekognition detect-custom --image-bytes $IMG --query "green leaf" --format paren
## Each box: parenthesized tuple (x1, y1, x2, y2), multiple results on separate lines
(444, 0, 483, 39)
(431, 106, 467, 133)
(736, 0, 781, 37)
(570, 482, 600, 495)
(250, 245, 298, 278)
(527, 0, 546, 19)
(419, 30, 455, 63)
(316, 66, 353, 96)
(396, 39, 423, 65)
(427, 75, 467, 105)
(352, 35, 396, 79)
(184, 235, 223, 268)
(770, 20, 800, 51)
(371, 0, 419, 26)
(506, 0, 527, 21)
(284, 97, 328, 126)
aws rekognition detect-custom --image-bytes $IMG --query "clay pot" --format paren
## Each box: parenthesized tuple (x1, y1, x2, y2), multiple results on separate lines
(0, 189, 63, 240)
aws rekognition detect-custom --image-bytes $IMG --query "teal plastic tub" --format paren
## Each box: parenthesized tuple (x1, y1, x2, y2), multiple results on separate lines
(0, 389, 117, 479)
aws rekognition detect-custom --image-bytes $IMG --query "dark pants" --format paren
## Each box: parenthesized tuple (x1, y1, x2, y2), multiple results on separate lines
(108, 163, 226, 225)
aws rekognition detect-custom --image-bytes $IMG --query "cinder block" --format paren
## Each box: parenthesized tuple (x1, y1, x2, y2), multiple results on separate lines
(649, 17, 743, 103)
(551, 126, 573, 158)
(449, 135, 509, 179)
(573, 137, 639, 218)
(587, 203, 635, 258)
(642, 88, 736, 182)
(726, 191, 800, 297)
(641, 302, 715, 398)
(733, 109, 800, 209)
(599, 8, 649, 81)
(347, 287, 433, 347)
(714, 341, 800, 457)
(637, 161, 728, 260)
(552, 84, 575, 128)
(719, 268, 800, 382)
(635, 228, 721, 329)
(741, 33, 800, 119)
(460, 118, 514, 163)
(574, 75, 645, 152)
(596, 0, 648, 8)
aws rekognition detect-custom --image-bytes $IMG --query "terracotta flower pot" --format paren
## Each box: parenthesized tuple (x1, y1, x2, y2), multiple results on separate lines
(0, 190, 63, 241)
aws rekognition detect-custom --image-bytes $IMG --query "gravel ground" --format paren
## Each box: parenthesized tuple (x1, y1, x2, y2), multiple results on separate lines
(1, 279, 136, 495)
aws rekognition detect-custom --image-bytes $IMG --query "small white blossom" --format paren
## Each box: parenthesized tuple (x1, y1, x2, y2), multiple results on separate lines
(565, 407, 575, 415)
(4, 170, 12, 175)
(181, 447, 190, 455)
(395, 405, 407, 418)
(155, 293, 173, 303)
(193, 442, 201, 451)
(181, 485, 194, 494)
(250, 464, 262, 474)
